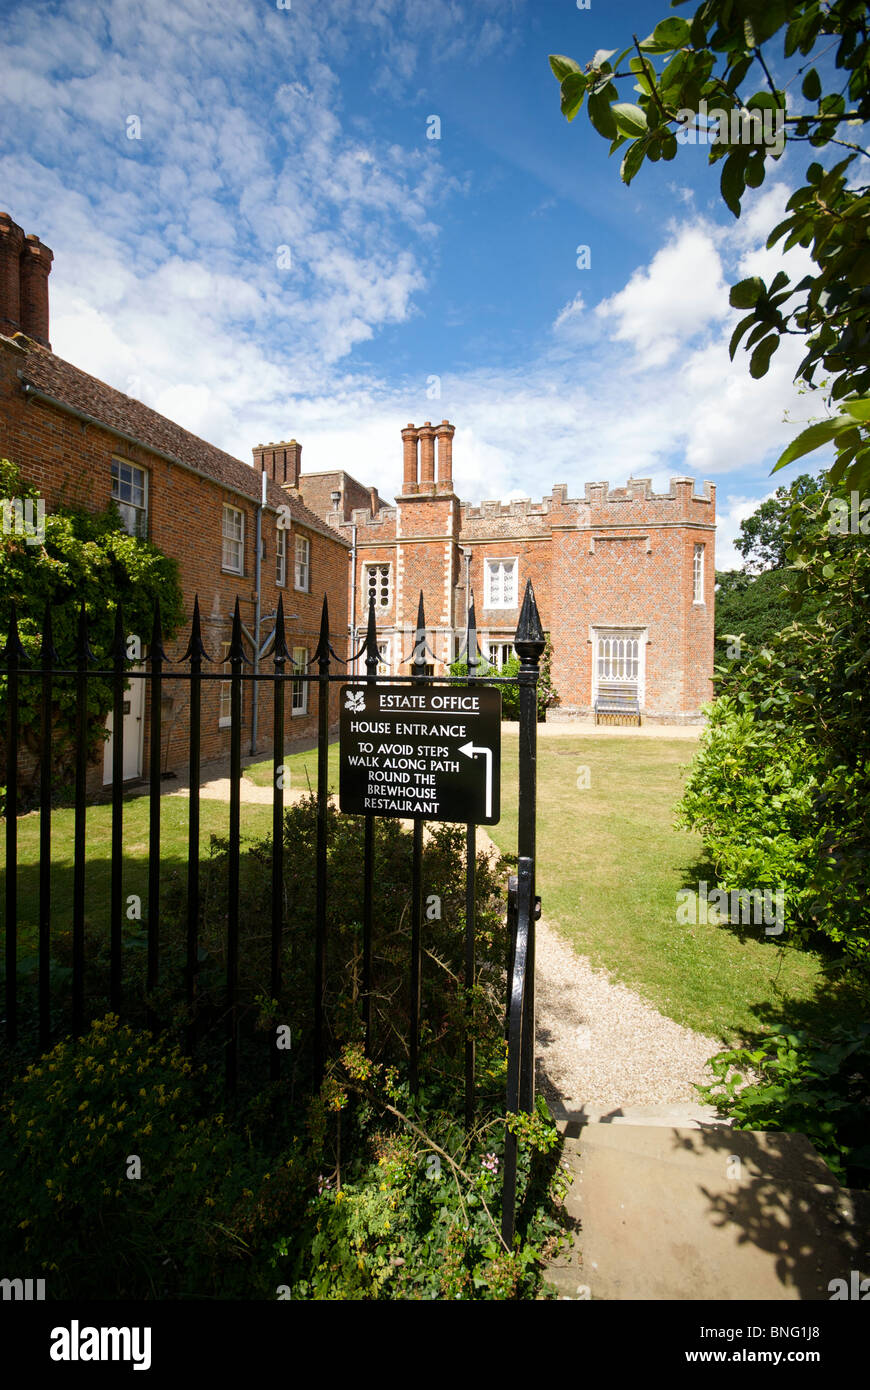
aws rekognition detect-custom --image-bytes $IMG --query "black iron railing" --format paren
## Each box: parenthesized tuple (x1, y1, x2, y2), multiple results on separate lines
(0, 580, 544, 1242)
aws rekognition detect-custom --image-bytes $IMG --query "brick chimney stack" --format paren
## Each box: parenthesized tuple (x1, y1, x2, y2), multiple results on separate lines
(435, 419, 454, 490)
(252, 438, 302, 487)
(0, 213, 53, 347)
(0, 214, 24, 338)
(402, 424, 419, 493)
(20, 235, 53, 347)
(418, 421, 436, 491)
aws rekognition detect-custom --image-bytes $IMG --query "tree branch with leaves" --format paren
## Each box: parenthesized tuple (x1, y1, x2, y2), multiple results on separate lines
(550, 0, 870, 491)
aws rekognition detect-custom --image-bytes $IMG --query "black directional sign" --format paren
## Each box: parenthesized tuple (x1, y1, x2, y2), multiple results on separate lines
(339, 684, 501, 824)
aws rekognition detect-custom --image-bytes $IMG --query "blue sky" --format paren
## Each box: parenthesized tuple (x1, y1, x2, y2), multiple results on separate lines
(0, 0, 843, 567)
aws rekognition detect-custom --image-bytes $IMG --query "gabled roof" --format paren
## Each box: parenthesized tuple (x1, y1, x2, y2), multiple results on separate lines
(13, 336, 347, 546)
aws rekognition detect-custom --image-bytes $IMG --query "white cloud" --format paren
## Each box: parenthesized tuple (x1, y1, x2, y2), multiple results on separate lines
(593, 223, 730, 367)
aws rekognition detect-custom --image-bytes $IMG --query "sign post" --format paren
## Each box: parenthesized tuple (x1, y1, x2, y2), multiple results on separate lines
(339, 683, 501, 824)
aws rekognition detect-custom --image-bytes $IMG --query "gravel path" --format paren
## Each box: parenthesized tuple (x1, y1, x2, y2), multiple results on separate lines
(533, 915, 722, 1109)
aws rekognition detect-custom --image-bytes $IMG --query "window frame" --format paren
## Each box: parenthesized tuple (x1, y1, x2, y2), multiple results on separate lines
(484, 557, 518, 610)
(276, 526, 287, 587)
(484, 639, 515, 672)
(222, 504, 245, 575)
(111, 458, 149, 539)
(219, 641, 232, 727)
(291, 646, 308, 715)
(693, 543, 705, 604)
(294, 534, 311, 592)
(364, 562, 392, 612)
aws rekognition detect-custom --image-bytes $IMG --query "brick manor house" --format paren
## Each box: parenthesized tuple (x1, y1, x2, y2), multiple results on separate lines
(1, 210, 715, 796)
(291, 423, 716, 723)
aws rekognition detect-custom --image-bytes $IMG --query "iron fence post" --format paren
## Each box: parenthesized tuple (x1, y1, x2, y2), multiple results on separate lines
(147, 602, 166, 1027)
(514, 580, 544, 1112)
(313, 596, 332, 1088)
(110, 604, 126, 1014)
(38, 604, 56, 1049)
(270, 594, 289, 1082)
(3, 603, 25, 1047)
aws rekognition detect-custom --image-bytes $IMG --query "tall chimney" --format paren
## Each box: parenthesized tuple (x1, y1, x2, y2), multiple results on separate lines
(418, 421, 436, 490)
(252, 438, 302, 487)
(20, 234, 53, 348)
(0, 213, 24, 338)
(435, 419, 454, 489)
(285, 439, 302, 486)
(401, 424, 418, 492)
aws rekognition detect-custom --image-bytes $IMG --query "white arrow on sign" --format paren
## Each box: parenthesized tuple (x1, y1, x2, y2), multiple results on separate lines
(458, 741, 493, 818)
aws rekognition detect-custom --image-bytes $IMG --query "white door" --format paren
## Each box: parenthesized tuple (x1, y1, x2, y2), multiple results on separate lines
(103, 671, 145, 784)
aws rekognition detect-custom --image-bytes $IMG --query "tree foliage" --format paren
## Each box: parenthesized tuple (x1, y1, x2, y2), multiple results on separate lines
(732, 471, 826, 571)
(714, 472, 827, 653)
(678, 484, 870, 971)
(715, 565, 796, 652)
(449, 635, 558, 722)
(0, 457, 185, 793)
(550, 0, 870, 491)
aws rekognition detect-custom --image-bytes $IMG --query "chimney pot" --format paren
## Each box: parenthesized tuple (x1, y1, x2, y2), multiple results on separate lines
(0, 213, 25, 339)
(418, 422, 436, 490)
(435, 419, 455, 489)
(401, 424, 419, 492)
(19, 232, 53, 348)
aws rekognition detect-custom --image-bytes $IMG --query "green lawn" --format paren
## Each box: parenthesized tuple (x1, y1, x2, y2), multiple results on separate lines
(6, 794, 275, 948)
(484, 733, 829, 1047)
(246, 743, 340, 793)
(6, 734, 833, 1046)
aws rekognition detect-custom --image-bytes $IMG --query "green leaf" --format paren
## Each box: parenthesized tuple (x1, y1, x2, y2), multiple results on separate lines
(730, 276, 765, 309)
(549, 54, 582, 82)
(721, 151, 747, 217)
(560, 73, 588, 123)
(644, 16, 691, 51)
(729, 312, 757, 359)
(620, 138, 646, 186)
(745, 151, 765, 188)
(840, 397, 870, 423)
(771, 416, 856, 472)
(801, 68, 821, 102)
(588, 88, 618, 140)
(611, 103, 648, 138)
(750, 334, 779, 378)
(766, 216, 796, 249)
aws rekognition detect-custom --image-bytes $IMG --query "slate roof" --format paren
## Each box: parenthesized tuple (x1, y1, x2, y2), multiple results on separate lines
(13, 335, 346, 546)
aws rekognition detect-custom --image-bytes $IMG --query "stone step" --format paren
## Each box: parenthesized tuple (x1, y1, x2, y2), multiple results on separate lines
(546, 1124, 870, 1302)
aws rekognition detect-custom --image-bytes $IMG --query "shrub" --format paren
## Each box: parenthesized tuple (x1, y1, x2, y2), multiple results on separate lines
(697, 1021, 870, 1189)
(0, 1016, 307, 1298)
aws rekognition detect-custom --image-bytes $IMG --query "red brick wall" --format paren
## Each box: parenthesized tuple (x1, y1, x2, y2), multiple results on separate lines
(1, 337, 350, 794)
